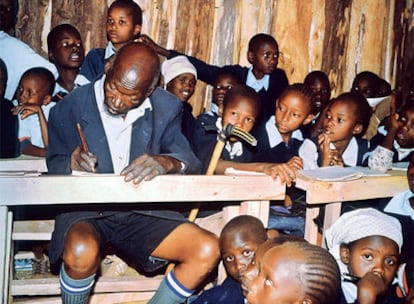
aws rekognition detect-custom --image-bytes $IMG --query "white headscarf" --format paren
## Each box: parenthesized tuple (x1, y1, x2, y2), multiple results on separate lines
(161, 56, 197, 87)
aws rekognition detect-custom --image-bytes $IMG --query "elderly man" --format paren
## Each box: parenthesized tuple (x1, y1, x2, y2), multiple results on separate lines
(47, 42, 219, 304)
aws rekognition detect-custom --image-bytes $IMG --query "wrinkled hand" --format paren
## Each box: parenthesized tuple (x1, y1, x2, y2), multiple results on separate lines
(11, 103, 41, 119)
(121, 154, 174, 184)
(71, 146, 97, 172)
(357, 271, 387, 304)
(263, 163, 297, 186)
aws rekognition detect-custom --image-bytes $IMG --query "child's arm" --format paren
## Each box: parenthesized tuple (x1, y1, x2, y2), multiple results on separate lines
(317, 133, 344, 167)
(139, 34, 170, 57)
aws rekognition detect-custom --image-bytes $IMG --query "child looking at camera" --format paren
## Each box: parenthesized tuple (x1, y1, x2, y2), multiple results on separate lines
(79, 0, 142, 82)
(326, 208, 403, 304)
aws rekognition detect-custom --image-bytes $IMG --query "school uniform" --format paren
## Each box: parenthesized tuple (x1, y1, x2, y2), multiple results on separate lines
(299, 136, 372, 169)
(190, 276, 244, 304)
(252, 115, 304, 163)
(190, 114, 255, 173)
(168, 50, 289, 124)
(78, 42, 115, 82)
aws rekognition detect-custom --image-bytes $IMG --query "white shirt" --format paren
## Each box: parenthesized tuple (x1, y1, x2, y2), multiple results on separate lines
(265, 115, 303, 148)
(246, 67, 269, 92)
(384, 190, 414, 220)
(0, 31, 58, 100)
(94, 76, 152, 174)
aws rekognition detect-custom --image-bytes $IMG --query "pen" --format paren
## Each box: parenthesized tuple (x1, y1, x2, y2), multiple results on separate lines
(76, 123, 89, 153)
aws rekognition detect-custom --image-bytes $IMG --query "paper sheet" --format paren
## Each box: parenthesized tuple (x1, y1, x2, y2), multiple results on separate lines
(299, 166, 389, 182)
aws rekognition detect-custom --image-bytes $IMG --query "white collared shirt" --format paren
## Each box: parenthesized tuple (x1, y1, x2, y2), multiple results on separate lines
(94, 76, 152, 174)
(246, 67, 269, 92)
(104, 41, 117, 60)
(384, 190, 414, 220)
(265, 115, 303, 148)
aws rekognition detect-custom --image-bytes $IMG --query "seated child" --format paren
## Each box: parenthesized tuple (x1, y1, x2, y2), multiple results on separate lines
(382, 152, 414, 264)
(369, 101, 414, 172)
(79, 0, 142, 82)
(299, 92, 373, 169)
(11, 67, 55, 157)
(241, 235, 341, 304)
(161, 55, 197, 141)
(303, 70, 332, 138)
(191, 84, 298, 185)
(191, 215, 269, 304)
(325, 207, 403, 304)
(139, 33, 289, 125)
(0, 58, 19, 158)
(47, 23, 86, 101)
(206, 70, 243, 116)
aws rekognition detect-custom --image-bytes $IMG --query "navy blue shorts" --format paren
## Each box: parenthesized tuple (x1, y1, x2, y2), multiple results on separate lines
(49, 210, 187, 273)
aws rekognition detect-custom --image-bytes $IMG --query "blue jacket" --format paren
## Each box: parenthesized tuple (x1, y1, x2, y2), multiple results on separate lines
(46, 81, 201, 174)
(191, 276, 244, 304)
(169, 50, 289, 124)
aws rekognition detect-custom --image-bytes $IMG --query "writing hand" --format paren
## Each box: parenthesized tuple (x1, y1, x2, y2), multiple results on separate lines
(70, 146, 97, 173)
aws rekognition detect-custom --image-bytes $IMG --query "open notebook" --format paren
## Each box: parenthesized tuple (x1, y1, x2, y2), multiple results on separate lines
(299, 166, 389, 182)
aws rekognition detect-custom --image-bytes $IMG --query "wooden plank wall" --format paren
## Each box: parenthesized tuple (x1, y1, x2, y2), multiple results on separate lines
(14, 0, 414, 116)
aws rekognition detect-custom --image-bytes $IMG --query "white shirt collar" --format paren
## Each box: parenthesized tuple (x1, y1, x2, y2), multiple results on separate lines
(336, 137, 358, 166)
(104, 41, 117, 60)
(265, 116, 303, 148)
(384, 190, 414, 220)
(246, 67, 269, 91)
(393, 140, 414, 161)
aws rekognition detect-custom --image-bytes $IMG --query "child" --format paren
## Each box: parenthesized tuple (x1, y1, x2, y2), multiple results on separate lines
(303, 70, 332, 138)
(161, 55, 198, 141)
(369, 102, 414, 172)
(47, 23, 86, 101)
(191, 84, 297, 185)
(191, 215, 268, 304)
(299, 92, 372, 169)
(11, 67, 55, 157)
(241, 236, 341, 304)
(139, 33, 289, 125)
(206, 70, 243, 116)
(0, 58, 19, 158)
(351, 71, 380, 99)
(79, 0, 142, 82)
(325, 208, 403, 304)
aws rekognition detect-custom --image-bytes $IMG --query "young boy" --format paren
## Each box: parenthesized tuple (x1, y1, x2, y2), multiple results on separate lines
(325, 208, 403, 304)
(299, 92, 373, 169)
(191, 215, 269, 304)
(11, 67, 55, 157)
(47, 23, 86, 101)
(161, 55, 198, 140)
(369, 102, 414, 173)
(139, 33, 289, 125)
(206, 70, 243, 116)
(0, 58, 19, 158)
(241, 236, 341, 304)
(79, 0, 142, 82)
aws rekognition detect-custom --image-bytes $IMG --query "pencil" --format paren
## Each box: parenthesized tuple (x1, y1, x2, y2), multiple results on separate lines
(76, 123, 89, 153)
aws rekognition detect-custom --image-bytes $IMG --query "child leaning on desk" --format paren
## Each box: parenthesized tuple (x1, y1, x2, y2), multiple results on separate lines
(326, 208, 404, 304)
(11, 67, 56, 157)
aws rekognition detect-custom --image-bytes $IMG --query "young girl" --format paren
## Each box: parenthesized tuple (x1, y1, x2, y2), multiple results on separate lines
(325, 208, 403, 304)
(241, 236, 341, 304)
(11, 67, 55, 157)
(161, 55, 197, 140)
(79, 0, 142, 82)
(299, 92, 372, 169)
(191, 215, 270, 304)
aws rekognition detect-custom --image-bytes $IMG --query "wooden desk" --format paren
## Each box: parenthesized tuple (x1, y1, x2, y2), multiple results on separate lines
(295, 170, 408, 245)
(0, 174, 285, 303)
(0, 155, 47, 172)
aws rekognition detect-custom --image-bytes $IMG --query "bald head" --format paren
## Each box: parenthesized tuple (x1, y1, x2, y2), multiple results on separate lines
(104, 42, 161, 115)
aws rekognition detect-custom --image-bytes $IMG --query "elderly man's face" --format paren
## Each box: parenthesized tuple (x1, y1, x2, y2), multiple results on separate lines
(104, 65, 151, 116)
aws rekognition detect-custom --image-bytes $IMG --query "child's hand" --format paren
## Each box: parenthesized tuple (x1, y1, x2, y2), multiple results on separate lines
(11, 103, 41, 119)
(389, 112, 401, 131)
(138, 34, 169, 57)
(263, 163, 296, 186)
(357, 271, 388, 304)
(70, 146, 97, 173)
(286, 156, 303, 171)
